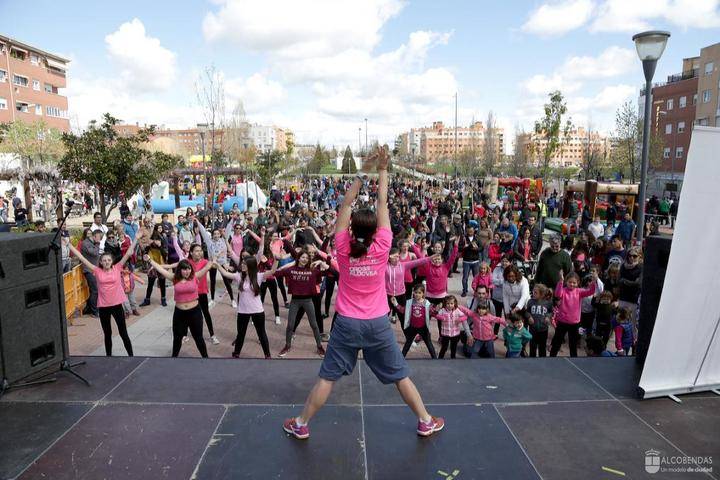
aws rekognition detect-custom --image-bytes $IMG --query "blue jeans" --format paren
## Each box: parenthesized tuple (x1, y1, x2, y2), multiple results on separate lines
(461, 261, 480, 294)
(469, 339, 495, 358)
(506, 350, 521, 358)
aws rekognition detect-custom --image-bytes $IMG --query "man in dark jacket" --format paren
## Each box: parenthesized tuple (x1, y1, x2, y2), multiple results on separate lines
(526, 215, 543, 258)
(534, 234, 572, 288)
(460, 225, 481, 297)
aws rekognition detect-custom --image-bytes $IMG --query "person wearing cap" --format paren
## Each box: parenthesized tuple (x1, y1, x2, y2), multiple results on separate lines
(534, 234, 572, 289)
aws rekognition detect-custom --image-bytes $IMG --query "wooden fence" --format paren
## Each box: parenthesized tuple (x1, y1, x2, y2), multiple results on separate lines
(63, 265, 89, 323)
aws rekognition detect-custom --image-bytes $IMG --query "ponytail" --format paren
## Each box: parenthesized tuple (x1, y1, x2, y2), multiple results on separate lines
(349, 236, 373, 258)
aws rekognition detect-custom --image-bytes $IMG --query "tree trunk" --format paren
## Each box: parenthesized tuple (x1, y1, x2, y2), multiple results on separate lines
(23, 177, 33, 223)
(99, 190, 107, 223)
(55, 180, 63, 224)
(173, 177, 180, 208)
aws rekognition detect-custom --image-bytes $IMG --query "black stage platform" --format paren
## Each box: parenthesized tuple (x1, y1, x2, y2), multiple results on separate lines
(1, 356, 718, 480)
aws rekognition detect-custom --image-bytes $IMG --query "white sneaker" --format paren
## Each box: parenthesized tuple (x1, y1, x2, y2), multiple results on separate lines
(275, 316, 281, 325)
(231, 300, 237, 309)
(209, 300, 215, 308)
(211, 335, 220, 345)
(182, 336, 189, 343)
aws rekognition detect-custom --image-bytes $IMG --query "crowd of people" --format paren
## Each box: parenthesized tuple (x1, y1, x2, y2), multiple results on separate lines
(40, 165, 650, 361)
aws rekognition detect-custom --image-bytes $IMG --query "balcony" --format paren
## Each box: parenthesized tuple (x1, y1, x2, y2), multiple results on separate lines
(640, 69, 699, 95)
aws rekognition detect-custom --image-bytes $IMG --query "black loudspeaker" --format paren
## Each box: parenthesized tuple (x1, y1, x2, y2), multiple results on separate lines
(0, 232, 61, 287)
(636, 234, 673, 365)
(0, 233, 69, 385)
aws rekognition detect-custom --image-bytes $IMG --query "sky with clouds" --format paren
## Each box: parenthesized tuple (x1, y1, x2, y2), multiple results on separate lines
(1, 0, 719, 151)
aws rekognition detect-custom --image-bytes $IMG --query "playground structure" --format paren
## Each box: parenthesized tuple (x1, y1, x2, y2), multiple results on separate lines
(136, 168, 267, 215)
(562, 180, 639, 219)
(483, 177, 544, 207)
(545, 180, 639, 235)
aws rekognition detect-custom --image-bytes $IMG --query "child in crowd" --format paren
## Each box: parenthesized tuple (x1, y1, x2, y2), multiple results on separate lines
(614, 307, 635, 355)
(550, 270, 599, 357)
(386, 247, 435, 324)
(502, 312, 532, 358)
(121, 264, 144, 318)
(523, 284, 553, 357)
(392, 286, 437, 358)
(585, 335, 617, 357)
(580, 267, 604, 336)
(459, 301, 505, 358)
(470, 261, 493, 293)
(491, 257, 511, 335)
(433, 295, 471, 359)
(591, 290, 615, 347)
(425, 241, 459, 306)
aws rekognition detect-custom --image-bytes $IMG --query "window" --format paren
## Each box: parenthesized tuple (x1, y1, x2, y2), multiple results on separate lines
(705, 62, 714, 75)
(45, 106, 67, 118)
(32, 79, 40, 91)
(665, 123, 672, 134)
(10, 48, 26, 60)
(13, 74, 28, 87)
(667, 98, 674, 110)
(0, 69, 6, 82)
(676, 146, 684, 158)
(30, 54, 39, 65)
(44, 83, 53, 94)
(678, 121, 685, 133)
(693, 93, 698, 105)
(0, 97, 6, 110)
(16, 101, 29, 113)
(663, 147, 671, 159)
(679, 96, 687, 108)
(35, 104, 42, 115)
(698, 117, 709, 126)
(703, 90, 711, 103)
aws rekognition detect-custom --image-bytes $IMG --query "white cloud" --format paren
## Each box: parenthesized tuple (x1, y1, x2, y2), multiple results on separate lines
(66, 78, 198, 131)
(521, 0, 594, 36)
(521, 46, 634, 96)
(590, 0, 720, 33)
(225, 73, 287, 114)
(105, 18, 177, 92)
(203, 0, 404, 58)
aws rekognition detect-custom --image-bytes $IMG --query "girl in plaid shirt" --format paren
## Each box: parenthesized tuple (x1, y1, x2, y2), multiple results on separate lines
(432, 295, 471, 359)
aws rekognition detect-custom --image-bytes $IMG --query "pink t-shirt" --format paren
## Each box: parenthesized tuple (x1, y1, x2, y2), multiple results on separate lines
(335, 226, 392, 319)
(93, 264, 127, 308)
(188, 258, 209, 294)
(234, 272, 266, 314)
(174, 278, 200, 303)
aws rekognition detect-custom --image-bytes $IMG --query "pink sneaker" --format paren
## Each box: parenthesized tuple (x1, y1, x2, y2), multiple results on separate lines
(283, 418, 310, 440)
(417, 416, 445, 437)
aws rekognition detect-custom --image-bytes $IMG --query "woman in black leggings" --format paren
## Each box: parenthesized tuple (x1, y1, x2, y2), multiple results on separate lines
(145, 256, 214, 357)
(216, 253, 273, 358)
(69, 231, 142, 356)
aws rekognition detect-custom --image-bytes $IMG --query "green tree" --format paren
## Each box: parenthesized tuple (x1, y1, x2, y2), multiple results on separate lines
(510, 127, 530, 177)
(256, 149, 283, 189)
(611, 101, 641, 182)
(534, 90, 571, 181)
(59, 113, 181, 221)
(307, 143, 327, 174)
(0, 120, 65, 221)
(341, 145, 357, 174)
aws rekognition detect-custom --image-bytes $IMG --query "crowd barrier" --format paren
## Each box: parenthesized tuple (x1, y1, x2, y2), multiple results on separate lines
(63, 264, 89, 323)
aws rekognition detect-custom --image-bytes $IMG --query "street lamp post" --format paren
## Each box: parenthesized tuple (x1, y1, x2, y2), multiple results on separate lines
(632, 30, 670, 244)
(197, 123, 209, 210)
(364, 118, 368, 153)
(358, 127, 362, 156)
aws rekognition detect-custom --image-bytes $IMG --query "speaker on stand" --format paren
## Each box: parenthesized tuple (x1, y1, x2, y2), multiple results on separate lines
(0, 200, 90, 398)
(635, 234, 673, 365)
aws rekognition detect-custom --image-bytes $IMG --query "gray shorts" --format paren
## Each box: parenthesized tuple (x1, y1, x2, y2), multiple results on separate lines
(319, 314, 409, 385)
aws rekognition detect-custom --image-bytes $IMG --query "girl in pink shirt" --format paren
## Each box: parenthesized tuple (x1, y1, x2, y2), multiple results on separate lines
(425, 241, 459, 305)
(470, 261, 493, 293)
(550, 270, 598, 357)
(432, 295, 471, 359)
(284, 147, 444, 441)
(69, 230, 143, 356)
(386, 247, 434, 323)
(398, 240, 417, 295)
(145, 256, 213, 358)
(216, 255, 274, 359)
(391, 285, 437, 358)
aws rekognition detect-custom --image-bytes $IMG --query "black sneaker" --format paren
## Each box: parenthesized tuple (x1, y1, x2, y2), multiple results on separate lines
(139, 299, 151, 307)
(161, 298, 167, 307)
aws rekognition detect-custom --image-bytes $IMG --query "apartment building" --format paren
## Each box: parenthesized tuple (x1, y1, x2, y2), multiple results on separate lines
(520, 127, 612, 168)
(646, 67, 698, 179)
(694, 42, 720, 128)
(152, 127, 225, 155)
(404, 121, 504, 164)
(0, 35, 70, 131)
